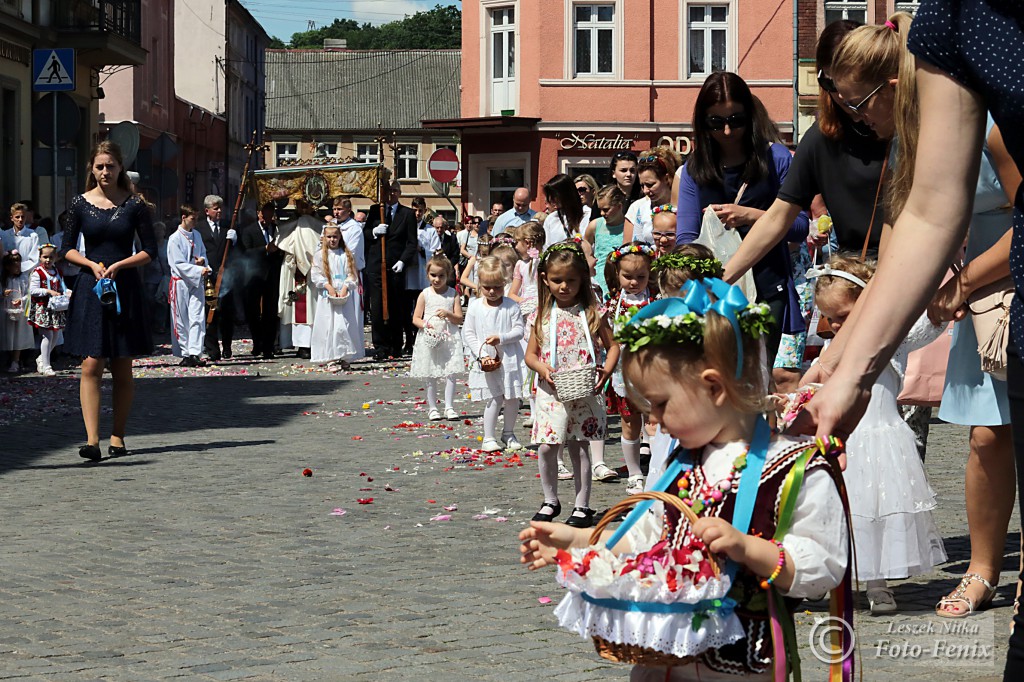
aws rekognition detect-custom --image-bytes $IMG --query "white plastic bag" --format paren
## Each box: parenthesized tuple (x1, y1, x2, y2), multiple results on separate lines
(694, 205, 757, 302)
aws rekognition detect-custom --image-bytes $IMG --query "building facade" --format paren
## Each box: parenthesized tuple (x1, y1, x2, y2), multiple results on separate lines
(427, 0, 797, 217)
(263, 48, 461, 219)
(0, 0, 145, 221)
(224, 0, 269, 214)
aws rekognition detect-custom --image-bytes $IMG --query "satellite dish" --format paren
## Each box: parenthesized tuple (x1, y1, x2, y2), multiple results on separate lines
(108, 121, 140, 168)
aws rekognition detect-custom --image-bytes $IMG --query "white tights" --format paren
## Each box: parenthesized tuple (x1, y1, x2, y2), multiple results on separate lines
(425, 376, 456, 410)
(538, 441, 591, 509)
(39, 330, 56, 370)
(483, 397, 518, 441)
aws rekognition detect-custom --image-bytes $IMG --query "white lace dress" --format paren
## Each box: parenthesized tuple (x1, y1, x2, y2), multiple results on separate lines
(409, 287, 464, 378)
(843, 314, 948, 580)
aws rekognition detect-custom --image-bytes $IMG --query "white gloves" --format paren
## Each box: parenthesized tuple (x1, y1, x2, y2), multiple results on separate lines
(372, 224, 388, 238)
(226, 229, 238, 242)
(392, 261, 404, 274)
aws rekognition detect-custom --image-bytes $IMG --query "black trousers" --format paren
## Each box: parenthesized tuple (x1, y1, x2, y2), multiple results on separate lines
(404, 288, 419, 351)
(243, 280, 279, 354)
(366, 268, 408, 356)
(204, 292, 236, 357)
(1002, 334, 1024, 679)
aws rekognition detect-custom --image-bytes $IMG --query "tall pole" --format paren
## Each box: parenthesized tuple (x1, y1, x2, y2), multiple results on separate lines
(376, 129, 388, 321)
(207, 128, 262, 323)
(51, 94, 58, 223)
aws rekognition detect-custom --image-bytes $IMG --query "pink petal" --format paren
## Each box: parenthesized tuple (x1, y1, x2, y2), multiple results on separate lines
(429, 514, 452, 521)
(443, 504, 458, 511)
(538, 597, 552, 604)
(495, 517, 509, 522)
(329, 508, 347, 516)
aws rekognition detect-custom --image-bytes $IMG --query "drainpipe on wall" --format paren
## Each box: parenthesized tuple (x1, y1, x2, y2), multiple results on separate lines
(792, 0, 799, 143)
(649, 0, 655, 124)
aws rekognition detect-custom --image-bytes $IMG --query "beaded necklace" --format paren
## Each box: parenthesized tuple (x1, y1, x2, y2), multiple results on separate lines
(677, 447, 748, 515)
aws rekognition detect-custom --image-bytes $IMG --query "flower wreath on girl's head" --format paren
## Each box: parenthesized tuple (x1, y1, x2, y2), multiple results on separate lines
(540, 237, 585, 263)
(491, 233, 518, 249)
(609, 242, 656, 263)
(651, 204, 676, 215)
(651, 252, 724, 279)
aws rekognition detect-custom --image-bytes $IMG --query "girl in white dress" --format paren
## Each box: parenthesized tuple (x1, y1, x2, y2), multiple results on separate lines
(812, 256, 947, 614)
(462, 256, 525, 453)
(309, 225, 358, 366)
(526, 240, 618, 529)
(507, 221, 545, 427)
(1, 252, 33, 372)
(410, 252, 464, 421)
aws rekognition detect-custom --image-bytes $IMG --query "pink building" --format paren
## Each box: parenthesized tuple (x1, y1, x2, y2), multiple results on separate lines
(426, 0, 798, 216)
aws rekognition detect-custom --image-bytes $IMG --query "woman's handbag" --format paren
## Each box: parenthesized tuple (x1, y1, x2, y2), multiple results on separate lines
(968, 277, 1014, 381)
(548, 307, 597, 402)
(695, 184, 757, 303)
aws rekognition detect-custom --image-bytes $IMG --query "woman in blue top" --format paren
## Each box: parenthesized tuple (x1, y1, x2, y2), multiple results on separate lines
(676, 71, 808, 363)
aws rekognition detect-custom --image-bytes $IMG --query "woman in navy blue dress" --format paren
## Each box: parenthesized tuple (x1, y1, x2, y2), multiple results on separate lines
(59, 141, 157, 461)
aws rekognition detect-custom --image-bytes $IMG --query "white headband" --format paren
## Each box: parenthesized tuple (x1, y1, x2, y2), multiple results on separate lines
(805, 264, 867, 289)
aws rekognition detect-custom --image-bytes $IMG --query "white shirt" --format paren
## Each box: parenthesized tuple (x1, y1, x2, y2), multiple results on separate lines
(542, 206, 591, 249)
(492, 207, 537, 235)
(406, 221, 441, 290)
(336, 217, 364, 271)
(626, 196, 657, 244)
(2, 227, 41, 273)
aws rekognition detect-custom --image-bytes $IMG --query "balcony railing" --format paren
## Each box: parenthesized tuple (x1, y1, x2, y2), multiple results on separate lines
(56, 0, 141, 45)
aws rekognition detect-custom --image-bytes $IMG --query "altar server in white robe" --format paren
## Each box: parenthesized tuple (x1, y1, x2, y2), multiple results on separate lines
(167, 206, 210, 366)
(310, 224, 360, 364)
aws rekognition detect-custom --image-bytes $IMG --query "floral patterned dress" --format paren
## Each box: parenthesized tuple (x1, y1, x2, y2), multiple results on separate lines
(531, 304, 606, 444)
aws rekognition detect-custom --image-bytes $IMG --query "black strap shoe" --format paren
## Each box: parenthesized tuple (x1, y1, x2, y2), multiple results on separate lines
(79, 444, 101, 461)
(531, 501, 561, 522)
(565, 507, 597, 528)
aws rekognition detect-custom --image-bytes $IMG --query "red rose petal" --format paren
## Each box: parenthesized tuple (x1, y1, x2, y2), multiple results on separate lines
(301, 468, 313, 477)
(366, 477, 374, 482)
(357, 498, 373, 504)
(427, 499, 436, 504)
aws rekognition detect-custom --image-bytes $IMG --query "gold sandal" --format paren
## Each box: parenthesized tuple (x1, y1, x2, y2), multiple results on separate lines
(936, 573, 996, 618)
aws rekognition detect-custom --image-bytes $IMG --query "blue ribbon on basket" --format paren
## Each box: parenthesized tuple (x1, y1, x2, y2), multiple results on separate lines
(581, 592, 737, 616)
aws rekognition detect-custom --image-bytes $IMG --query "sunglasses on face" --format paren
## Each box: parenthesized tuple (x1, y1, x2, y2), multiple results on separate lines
(705, 113, 749, 131)
(817, 69, 838, 93)
(576, 186, 591, 195)
(843, 81, 887, 115)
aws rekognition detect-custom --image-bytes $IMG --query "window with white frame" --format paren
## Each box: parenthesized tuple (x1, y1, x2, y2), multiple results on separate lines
(356, 143, 380, 165)
(275, 143, 298, 166)
(573, 4, 615, 77)
(895, 1, 920, 16)
(824, 1, 867, 24)
(314, 142, 339, 159)
(687, 4, 729, 78)
(489, 6, 517, 114)
(395, 144, 419, 180)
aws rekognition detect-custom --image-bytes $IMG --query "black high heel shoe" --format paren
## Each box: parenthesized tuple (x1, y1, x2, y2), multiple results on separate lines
(108, 444, 128, 457)
(565, 507, 597, 528)
(79, 444, 101, 461)
(531, 501, 561, 522)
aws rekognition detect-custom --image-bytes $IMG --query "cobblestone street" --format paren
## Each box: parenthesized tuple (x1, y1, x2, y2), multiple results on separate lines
(0, 343, 1018, 681)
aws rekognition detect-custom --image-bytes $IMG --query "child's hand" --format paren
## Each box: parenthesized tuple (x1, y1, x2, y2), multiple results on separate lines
(691, 517, 750, 565)
(435, 309, 448, 320)
(485, 335, 500, 346)
(326, 285, 338, 298)
(3, 289, 11, 296)
(48, 289, 61, 296)
(195, 256, 206, 265)
(339, 285, 350, 299)
(519, 521, 588, 571)
(595, 365, 612, 391)
(539, 364, 555, 386)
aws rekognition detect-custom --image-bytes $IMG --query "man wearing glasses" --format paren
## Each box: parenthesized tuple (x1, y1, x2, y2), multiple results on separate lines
(491, 188, 536, 236)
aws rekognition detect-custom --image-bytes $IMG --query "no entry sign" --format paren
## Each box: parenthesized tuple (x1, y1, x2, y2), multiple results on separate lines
(427, 148, 459, 183)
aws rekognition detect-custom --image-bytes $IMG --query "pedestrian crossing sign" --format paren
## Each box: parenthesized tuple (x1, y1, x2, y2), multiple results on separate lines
(33, 49, 75, 92)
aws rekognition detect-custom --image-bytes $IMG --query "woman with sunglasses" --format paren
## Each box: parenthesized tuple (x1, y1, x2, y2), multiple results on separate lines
(573, 174, 599, 216)
(676, 71, 808, 364)
(608, 151, 641, 206)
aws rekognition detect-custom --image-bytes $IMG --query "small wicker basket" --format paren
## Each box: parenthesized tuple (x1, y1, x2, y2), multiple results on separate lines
(587, 491, 720, 667)
(550, 364, 597, 402)
(477, 342, 502, 373)
(519, 298, 538, 318)
(421, 324, 449, 349)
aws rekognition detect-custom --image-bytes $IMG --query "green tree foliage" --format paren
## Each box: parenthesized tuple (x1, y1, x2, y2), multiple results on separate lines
(279, 5, 460, 50)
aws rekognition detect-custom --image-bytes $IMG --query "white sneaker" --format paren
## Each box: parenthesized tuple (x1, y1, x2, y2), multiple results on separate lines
(480, 438, 503, 453)
(626, 475, 645, 495)
(35, 356, 43, 373)
(592, 462, 619, 481)
(523, 416, 534, 428)
(557, 463, 573, 480)
(6, 362, 18, 373)
(428, 408, 442, 421)
(444, 407, 459, 420)
(502, 434, 523, 450)
(41, 366, 56, 377)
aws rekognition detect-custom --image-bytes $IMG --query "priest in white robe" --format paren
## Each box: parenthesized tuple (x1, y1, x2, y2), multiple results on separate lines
(167, 214, 210, 365)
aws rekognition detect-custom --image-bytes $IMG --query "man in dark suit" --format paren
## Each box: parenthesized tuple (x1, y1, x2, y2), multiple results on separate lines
(240, 201, 284, 358)
(363, 181, 417, 361)
(195, 194, 240, 361)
